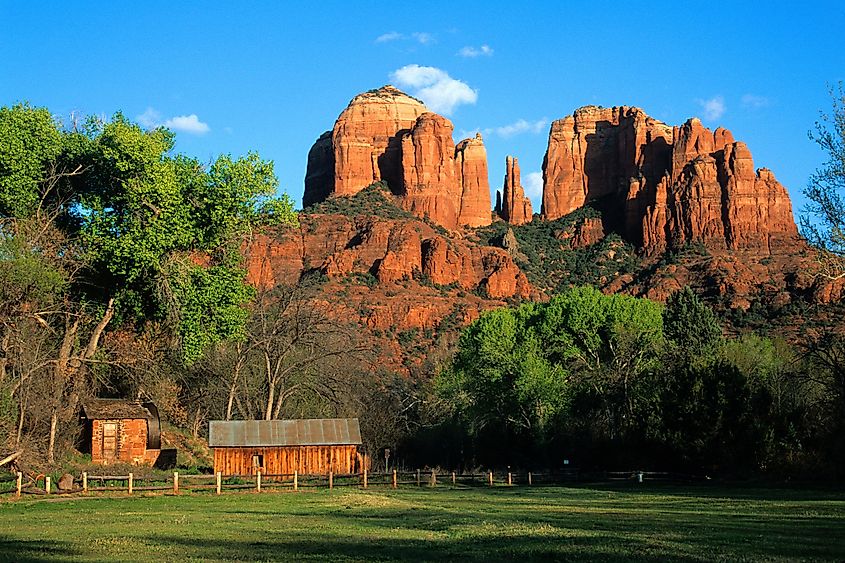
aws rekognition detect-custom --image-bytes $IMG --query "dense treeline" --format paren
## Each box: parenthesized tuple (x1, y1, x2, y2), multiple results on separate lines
(423, 287, 845, 479)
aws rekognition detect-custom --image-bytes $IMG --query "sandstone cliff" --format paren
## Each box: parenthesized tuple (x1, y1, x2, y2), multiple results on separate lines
(499, 156, 533, 225)
(304, 86, 492, 229)
(541, 107, 798, 254)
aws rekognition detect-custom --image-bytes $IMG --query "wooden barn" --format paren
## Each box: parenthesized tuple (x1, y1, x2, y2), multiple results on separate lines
(80, 399, 162, 466)
(209, 418, 367, 476)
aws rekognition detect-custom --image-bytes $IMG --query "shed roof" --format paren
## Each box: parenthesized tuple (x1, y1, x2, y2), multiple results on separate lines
(81, 399, 153, 420)
(208, 418, 362, 447)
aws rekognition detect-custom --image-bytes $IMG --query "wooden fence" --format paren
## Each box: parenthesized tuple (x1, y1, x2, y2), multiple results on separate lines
(0, 469, 704, 499)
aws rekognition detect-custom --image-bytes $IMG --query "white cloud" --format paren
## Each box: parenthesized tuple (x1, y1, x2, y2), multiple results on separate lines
(458, 44, 493, 58)
(741, 94, 770, 109)
(135, 108, 210, 135)
(136, 107, 161, 128)
(411, 31, 433, 44)
(494, 118, 548, 138)
(524, 172, 544, 200)
(164, 114, 210, 135)
(376, 31, 402, 43)
(697, 96, 726, 121)
(389, 64, 477, 114)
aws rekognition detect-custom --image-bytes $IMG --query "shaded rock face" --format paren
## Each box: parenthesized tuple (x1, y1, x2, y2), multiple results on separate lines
(499, 156, 533, 225)
(541, 107, 798, 254)
(304, 86, 491, 229)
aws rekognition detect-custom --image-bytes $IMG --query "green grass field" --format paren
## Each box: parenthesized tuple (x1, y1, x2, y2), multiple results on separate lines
(1, 484, 844, 562)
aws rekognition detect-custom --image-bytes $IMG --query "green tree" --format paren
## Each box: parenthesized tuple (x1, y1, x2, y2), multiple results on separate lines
(802, 82, 845, 278)
(0, 103, 298, 463)
(663, 286, 722, 358)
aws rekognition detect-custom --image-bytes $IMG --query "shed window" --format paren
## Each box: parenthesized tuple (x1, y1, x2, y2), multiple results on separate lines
(252, 454, 264, 468)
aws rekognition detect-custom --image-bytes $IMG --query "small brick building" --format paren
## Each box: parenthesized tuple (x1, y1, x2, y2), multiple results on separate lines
(80, 399, 162, 466)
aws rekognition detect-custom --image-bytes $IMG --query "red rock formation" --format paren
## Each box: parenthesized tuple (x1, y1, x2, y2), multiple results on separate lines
(500, 156, 533, 225)
(304, 86, 492, 230)
(399, 113, 460, 229)
(331, 86, 427, 197)
(542, 106, 799, 254)
(245, 214, 529, 300)
(455, 134, 493, 228)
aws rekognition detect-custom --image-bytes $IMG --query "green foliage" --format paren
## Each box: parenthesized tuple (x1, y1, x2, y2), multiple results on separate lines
(0, 234, 66, 305)
(166, 260, 255, 363)
(441, 287, 663, 454)
(663, 286, 723, 357)
(476, 207, 639, 291)
(0, 103, 63, 218)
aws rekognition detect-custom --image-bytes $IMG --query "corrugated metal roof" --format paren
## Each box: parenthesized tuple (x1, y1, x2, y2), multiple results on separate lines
(208, 418, 362, 447)
(81, 399, 152, 420)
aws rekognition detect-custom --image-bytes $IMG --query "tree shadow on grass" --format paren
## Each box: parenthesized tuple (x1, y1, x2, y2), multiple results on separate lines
(145, 533, 692, 562)
(0, 537, 77, 563)
(215, 489, 845, 561)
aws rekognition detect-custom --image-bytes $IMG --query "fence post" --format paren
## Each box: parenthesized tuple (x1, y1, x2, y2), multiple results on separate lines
(507, 472, 512, 486)
(488, 471, 493, 486)
(16, 472, 21, 498)
(416, 469, 420, 487)
(45, 476, 51, 495)
(257, 470, 262, 492)
(430, 469, 436, 487)
(392, 469, 397, 489)
(328, 471, 333, 490)
(451, 471, 456, 485)
(173, 472, 179, 494)
(82, 472, 88, 494)
(294, 470, 298, 491)
(128, 473, 133, 495)
(528, 472, 532, 486)
(216, 472, 222, 495)
(363, 468, 368, 489)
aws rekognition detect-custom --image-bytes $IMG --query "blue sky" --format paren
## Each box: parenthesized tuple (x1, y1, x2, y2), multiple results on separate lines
(2, 1, 843, 217)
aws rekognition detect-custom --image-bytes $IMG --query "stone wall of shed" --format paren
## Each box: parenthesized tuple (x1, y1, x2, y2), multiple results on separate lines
(91, 418, 149, 465)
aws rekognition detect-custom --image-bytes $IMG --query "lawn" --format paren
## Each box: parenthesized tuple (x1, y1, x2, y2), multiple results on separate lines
(0, 484, 843, 562)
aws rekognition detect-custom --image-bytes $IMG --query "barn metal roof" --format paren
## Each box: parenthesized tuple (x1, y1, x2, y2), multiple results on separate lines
(81, 399, 153, 420)
(208, 418, 362, 447)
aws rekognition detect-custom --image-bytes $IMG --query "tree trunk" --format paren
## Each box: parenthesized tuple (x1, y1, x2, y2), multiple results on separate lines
(47, 411, 58, 464)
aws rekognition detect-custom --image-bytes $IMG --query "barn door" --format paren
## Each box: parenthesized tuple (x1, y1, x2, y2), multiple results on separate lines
(102, 422, 117, 461)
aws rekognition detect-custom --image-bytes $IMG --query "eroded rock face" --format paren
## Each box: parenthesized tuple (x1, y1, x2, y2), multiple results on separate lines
(541, 107, 799, 254)
(304, 86, 491, 229)
(245, 214, 529, 300)
(400, 113, 460, 229)
(331, 86, 428, 197)
(500, 156, 533, 225)
(455, 134, 493, 228)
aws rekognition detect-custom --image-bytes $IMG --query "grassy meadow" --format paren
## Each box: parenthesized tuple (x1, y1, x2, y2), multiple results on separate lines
(0, 484, 843, 562)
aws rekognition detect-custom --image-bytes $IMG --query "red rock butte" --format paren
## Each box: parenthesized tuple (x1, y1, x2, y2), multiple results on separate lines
(498, 156, 533, 225)
(541, 106, 799, 254)
(304, 85, 492, 230)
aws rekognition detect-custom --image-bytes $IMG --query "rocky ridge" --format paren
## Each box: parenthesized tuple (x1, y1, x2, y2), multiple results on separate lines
(541, 106, 799, 254)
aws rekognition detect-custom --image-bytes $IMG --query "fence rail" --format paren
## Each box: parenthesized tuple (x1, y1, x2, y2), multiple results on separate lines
(1, 468, 707, 499)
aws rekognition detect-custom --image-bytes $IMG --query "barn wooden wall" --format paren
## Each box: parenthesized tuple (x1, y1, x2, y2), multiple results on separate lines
(213, 445, 366, 476)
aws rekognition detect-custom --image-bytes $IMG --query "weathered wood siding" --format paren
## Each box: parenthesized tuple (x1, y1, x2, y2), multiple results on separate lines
(213, 445, 366, 476)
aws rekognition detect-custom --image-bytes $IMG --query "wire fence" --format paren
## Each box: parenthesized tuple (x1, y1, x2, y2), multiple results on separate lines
(0, 468, 709, 500)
